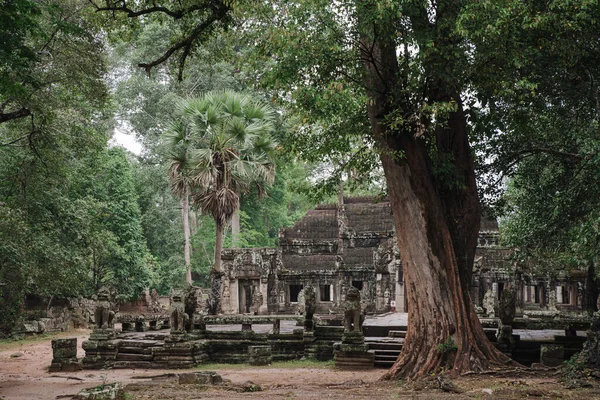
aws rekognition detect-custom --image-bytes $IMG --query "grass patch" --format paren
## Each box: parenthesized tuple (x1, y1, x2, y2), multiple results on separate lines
(0, 329, 90, 350)
(195, 359, 334, 371)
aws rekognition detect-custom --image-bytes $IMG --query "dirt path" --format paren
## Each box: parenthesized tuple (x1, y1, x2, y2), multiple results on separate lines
(0, 331, 387, 399)
(1, 332, 599, 399)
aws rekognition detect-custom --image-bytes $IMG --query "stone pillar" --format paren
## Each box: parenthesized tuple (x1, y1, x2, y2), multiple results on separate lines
(515, 278, 524, 316)
(556, 286, 563, 304)
(548, 286, 558, 311)
(221, 279, 231, 315)
(49, 338, 81, 372)
(395, 266, 408, 312)
(375, 274, 383, 312)
(259, 280, 269, 315)
(248, 345, 272, 366)
(231, 279, 240, 314)
(272, 319, 280, 335)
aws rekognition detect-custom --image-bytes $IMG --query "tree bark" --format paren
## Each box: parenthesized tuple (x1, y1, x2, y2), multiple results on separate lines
(585, 260, 598, 315)
(231, 207, 240, 248)
(214, 222, 223, 272)
(356, 1, 510, 379)
(208, 222, 224, 315)
(182, 185, 192, 284)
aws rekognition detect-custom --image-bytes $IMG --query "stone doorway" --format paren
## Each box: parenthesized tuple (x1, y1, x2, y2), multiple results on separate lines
(239, 279, 259, 314)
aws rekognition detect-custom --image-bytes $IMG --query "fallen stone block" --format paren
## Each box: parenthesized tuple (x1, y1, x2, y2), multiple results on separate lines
(178, 371, 222, 385)
(75, 382, 125, 400)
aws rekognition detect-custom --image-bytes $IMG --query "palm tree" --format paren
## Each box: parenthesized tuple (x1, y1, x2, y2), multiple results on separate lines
(179, 91, 277, 313)
(165, 120, 195, 285)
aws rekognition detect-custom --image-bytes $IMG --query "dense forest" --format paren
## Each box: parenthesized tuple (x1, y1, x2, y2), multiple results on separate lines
(1, 0, 599, 378)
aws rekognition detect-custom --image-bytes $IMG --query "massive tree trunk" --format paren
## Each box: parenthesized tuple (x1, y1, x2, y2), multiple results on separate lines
(182, 185, 192, 285)
(357, 1, 510, 379)
(208, 222, 224, 315)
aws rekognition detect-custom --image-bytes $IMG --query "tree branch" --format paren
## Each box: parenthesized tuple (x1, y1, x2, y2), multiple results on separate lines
(88, 0, 207, 19)
(138, 2, 229, 80)
(90, 0, 231, 80)
(0, 134, 30, 147)
(0, 107, 31, 124)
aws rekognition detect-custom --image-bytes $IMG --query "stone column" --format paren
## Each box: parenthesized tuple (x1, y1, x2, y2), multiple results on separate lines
(395, 282, 405, 312)
(259, 280, 269, 315)
(49, 338, 81, 372)
(231, 279, 240, 314)
(375, 273, 383, 312)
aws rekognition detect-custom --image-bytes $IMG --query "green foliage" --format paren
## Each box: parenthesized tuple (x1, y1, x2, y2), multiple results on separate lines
(561, 354, 589, 389)
(132, 159, 187, 294)
(0, 207, 29, 336)
(240, 2, 383, 200)
(466, 1, 600, 277)
(88, 148, 153, 298)
(435, 337, 458, 354)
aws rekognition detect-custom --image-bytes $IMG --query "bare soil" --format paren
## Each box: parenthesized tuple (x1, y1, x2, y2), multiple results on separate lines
(0, 330, 598, 400)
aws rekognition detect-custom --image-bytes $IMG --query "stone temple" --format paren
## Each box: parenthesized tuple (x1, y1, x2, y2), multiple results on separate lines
(219, 196, 587, 317)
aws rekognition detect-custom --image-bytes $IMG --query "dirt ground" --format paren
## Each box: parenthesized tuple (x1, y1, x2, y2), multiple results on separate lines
(1, 330, 599, 400)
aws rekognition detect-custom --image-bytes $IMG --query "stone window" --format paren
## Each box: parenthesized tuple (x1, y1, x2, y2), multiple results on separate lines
(289, 284, 303, 303)
(352, 281, 363, 290)
(562, 286, 571, 304)
(525, 285, 541, 303)
(320, 285, 331, 302)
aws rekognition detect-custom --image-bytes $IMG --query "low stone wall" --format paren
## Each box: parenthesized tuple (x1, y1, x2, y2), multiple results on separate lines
(480, 315, 591, 331)
(81, 315, 344, 369)
(20, 297, 94, 335)
(82, 329, 306, 369)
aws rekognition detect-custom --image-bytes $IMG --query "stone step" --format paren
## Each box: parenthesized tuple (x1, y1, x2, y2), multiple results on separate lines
(363, 325, 406, 337)
(366, 342, 402, 351)
(115, 353, 153, 361)
(387, 330, 406, 338)
(371, 348, 402, 355)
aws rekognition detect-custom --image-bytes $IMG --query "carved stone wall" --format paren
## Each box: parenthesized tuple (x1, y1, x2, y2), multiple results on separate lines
(221, 197, 586, 316)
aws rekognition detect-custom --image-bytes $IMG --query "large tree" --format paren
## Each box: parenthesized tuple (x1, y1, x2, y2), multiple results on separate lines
(245, 1, 511, 377)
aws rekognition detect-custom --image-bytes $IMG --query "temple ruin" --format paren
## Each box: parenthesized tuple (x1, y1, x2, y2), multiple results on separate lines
(220, 196, 587, 317)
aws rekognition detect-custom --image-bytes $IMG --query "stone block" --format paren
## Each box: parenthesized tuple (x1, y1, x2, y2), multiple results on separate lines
(541, 344, 564, 360)
(49, 359, 82, 372)
(53, 347, 77, 359)
(248, 345, 272, 366)
(541, 344, 564, 367)
(242, 323, 252, 331)
(178, 371, 222, 385)
(341, 332, 364, 344)
(89, 328, 117, 341)
(75, 382, 124, 400)
(21, 321, 44, 334)
(52, 338, 77, 349)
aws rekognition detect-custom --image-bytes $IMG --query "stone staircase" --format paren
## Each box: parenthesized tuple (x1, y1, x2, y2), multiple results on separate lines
(365, 337, 403, 367)
(363, 324, 406, 368)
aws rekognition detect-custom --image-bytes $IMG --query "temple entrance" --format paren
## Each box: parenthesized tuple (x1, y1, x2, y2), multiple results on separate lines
(239, 279, 259, 314)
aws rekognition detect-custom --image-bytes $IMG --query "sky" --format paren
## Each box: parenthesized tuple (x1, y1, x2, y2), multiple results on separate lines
(109, 129, 143, 155)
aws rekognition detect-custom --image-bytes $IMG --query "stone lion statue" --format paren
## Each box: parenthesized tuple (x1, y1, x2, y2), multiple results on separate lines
(344, 286, 362, 333)
(95, 286, 115, 329)
(170, 290, 189, 332)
